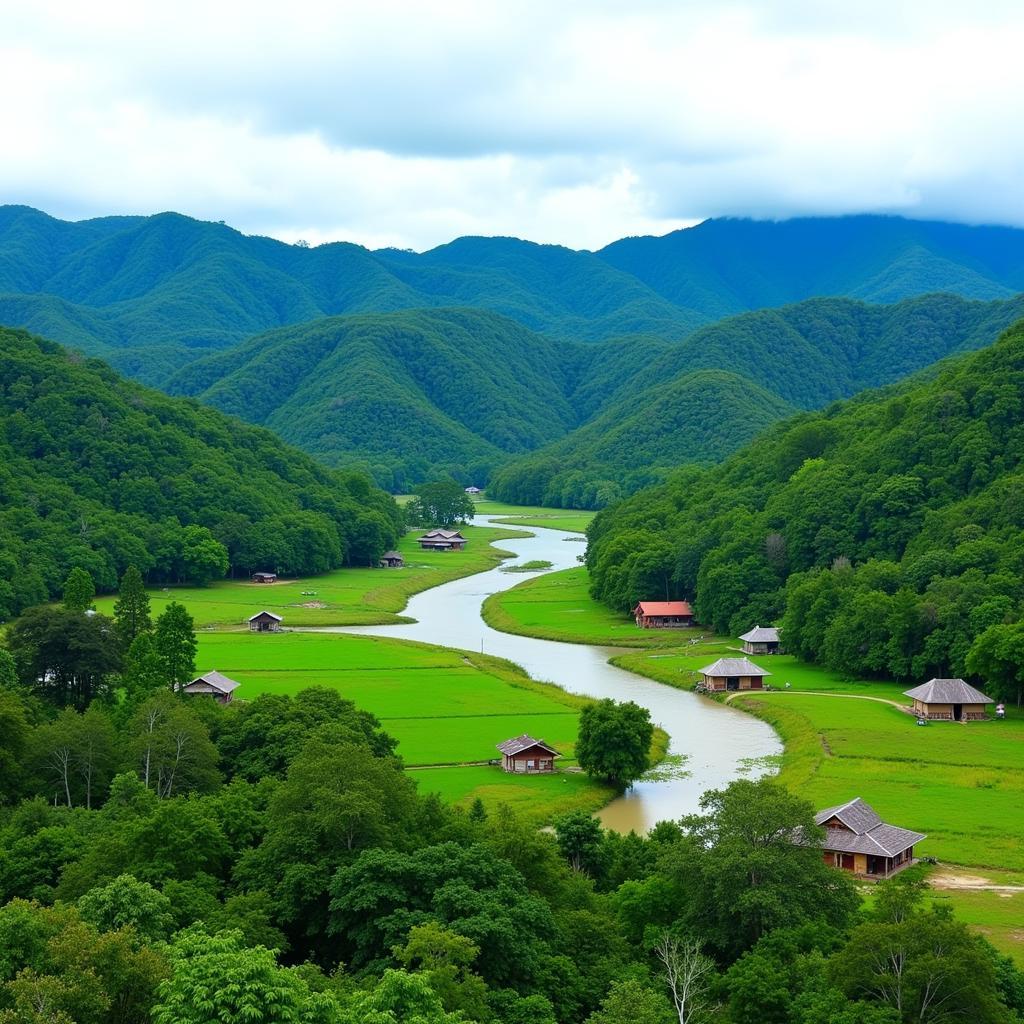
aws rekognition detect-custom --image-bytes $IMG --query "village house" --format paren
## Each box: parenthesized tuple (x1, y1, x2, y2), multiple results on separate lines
(379, 550, 404, 568)
(698, 656, 770, 692)
(496, 734, 559, 773)
(251, 571, 277, 584)
(632, 600, 694, 628)
(464, 486, 482, 494)
(903, 678, 994, 721)
(418, 529, 467, 551)
(248, 610, 283, 633)
(182, 670, 240, 705)
(808, 797, 925, 878)
(739, 625, 781, 655)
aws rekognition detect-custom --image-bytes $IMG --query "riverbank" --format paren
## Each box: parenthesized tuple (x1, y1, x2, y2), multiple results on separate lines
(93, 523, 530, 628)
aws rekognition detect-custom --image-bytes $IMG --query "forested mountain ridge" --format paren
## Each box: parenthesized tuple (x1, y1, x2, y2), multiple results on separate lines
(486, 292, 1024, 507)
(5, 205, 1024, 386)
(586, 316, 1024, 685)
(0, 326, 401, 620)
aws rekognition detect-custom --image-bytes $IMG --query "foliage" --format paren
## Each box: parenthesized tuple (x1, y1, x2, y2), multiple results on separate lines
(62, 568, 95, 612)
(112, 566, 151, 648)
(405, 481, 476, 529)
(0, 326, 401, 620)
(588, 320, 1024, 682)
(152, 603, 196, 693)
(576, 699, 654, 789)
(77, 874, 175, 943)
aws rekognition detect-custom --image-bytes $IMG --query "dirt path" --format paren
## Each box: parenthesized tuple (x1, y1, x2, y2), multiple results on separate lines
(726, 690, 906, 710)
(930, 870, 1024, 893)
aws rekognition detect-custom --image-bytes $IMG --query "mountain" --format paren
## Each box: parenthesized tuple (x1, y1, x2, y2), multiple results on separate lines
(0, 326, 401, 620)
(3, 207, 1024, 388)
(486, 293, 1024, 507)
(585, 317, 1024, 683)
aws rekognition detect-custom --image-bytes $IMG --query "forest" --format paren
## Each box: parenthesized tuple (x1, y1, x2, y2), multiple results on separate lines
(1, 588, 1022, 1024)
(586, 318, 1024, 693)
(0, 327, 402, 620)
(170, 294, 1022, 493)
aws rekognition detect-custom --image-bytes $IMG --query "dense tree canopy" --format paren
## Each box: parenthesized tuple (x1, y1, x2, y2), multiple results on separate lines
(0, 327, 401, 620)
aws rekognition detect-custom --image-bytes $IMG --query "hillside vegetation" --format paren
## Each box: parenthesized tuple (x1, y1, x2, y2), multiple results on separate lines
(487, 292, 1024, 507)
(0, 327, 400, 619)
(4, 205, 1024, 385)
(586, 317, 1024, 686)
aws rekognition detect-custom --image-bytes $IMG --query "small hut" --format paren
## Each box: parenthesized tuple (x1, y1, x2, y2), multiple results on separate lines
(251, 572, 277, 584)
(903, 678, 993, 721)
(496, 734, 559, 773)
(182, 670, 240, 705)
(379, 550, 404, 568)
(698, 657, 770, 692)
(248, 610, 282, 633)
(465, 486, 482, 495)
(632, 601, 694, 628)
(739, 625, 781, 655)
(417, 529, 467, 552)
(807, 797, 925, 878)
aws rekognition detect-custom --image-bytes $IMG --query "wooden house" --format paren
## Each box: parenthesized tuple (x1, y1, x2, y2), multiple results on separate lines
(739, 625, 781, 655)
(251, 572, 277, 584)
(248, 610, 282, 633)
(809, 797, 925, 878)
(698, 657, 770, 692)
(632, 601, 694, 628)
(496, 734, 559, 774)
(379, 551, 404, 568)
(418, 529, 467, 552)
(182, 670, 240, 705)
(903, 678, 993, 721)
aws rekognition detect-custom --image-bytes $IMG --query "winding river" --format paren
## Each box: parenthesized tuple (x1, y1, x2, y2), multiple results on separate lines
(328, 517, 781, 833)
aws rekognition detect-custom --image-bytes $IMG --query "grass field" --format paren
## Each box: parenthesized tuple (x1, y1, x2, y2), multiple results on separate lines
(93, 524, 528, 628)
(471, 498, 595, 535)
(483, 567, 700, 648)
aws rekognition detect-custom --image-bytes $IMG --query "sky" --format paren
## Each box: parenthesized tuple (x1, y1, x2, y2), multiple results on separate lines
(3, 1, 1024, 251)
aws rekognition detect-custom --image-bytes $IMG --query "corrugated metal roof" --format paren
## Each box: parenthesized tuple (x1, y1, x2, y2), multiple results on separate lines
(699, 657, 771, 677)
(739, 625, 780, 643)
(248, 610, 282, 621)
(496, 734, 559, 757)
(185, 670, 240, 694)
(903, 678, 993, 704)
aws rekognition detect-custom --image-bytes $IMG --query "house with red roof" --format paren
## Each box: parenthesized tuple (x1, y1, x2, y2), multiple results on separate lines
(632, 600, 694, 628)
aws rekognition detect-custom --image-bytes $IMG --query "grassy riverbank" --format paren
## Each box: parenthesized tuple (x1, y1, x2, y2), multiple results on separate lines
(472, 498, 595, 535)
(482, 566, 696, 648)
(94, 524, 529, 628)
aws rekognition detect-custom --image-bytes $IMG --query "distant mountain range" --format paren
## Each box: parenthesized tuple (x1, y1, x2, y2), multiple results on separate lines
(3, 205, 1024, 495)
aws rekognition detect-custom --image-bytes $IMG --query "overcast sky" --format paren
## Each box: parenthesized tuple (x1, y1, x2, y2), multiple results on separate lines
(3, 1, 1024, 251)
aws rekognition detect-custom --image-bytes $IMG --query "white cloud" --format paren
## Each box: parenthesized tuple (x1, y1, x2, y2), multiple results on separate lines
(2, 1, 1024, 249)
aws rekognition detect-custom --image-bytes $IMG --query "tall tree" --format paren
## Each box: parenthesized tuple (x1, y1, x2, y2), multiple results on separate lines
(113, 565, 151, 648)
(408, 480, 476, 528)
(654, 934, 716, 1024)
(62, 568, 96, 612)
(72, 703, 117, 810)
(153, 603, 197, 693)
(576, 698, 653, 790)
(0, 686, 29, 804)
(554, 810, 606, 875)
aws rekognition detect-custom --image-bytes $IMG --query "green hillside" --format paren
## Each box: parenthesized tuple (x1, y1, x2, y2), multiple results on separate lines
(586, 316, 1024, 686)
(0, 327, 401, 620)
(487, 293, 1024, 506)
(4, 207, 1024, 390)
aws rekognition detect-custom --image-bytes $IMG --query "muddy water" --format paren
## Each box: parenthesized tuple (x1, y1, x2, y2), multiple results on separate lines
(323, 517, 781, 833)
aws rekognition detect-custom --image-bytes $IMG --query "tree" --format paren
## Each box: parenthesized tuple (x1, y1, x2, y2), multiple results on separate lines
(668, 779, 860, 958)
(6, 606, 121, 710)
(554, 810, 605, 875)
(113, 565, 151, 648)
(586, 979, 675, 1024)
(153, 603, 196, 693)
(0, 686, 29, 804)
(153, 928, 338, 1024)
(179, 526, 229, 586)
(0, 647, 18, 689)
(62, 568, 95, 612)
(395, 921, 490, 1019)
(967, 621, 1024, 707)
(126, 692, 219, 797)
(576, 699, 653, 789)
(30, 704, 116, 810)
(122, 633, 169, 704)
(654, 934, 716, 1024)
(339, 969, 464, 1024)
(78, 874, 175, 943)
(408, 481, 475, 528)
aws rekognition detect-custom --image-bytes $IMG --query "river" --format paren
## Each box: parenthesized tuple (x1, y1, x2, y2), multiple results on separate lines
(324, 517, 781, 833)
